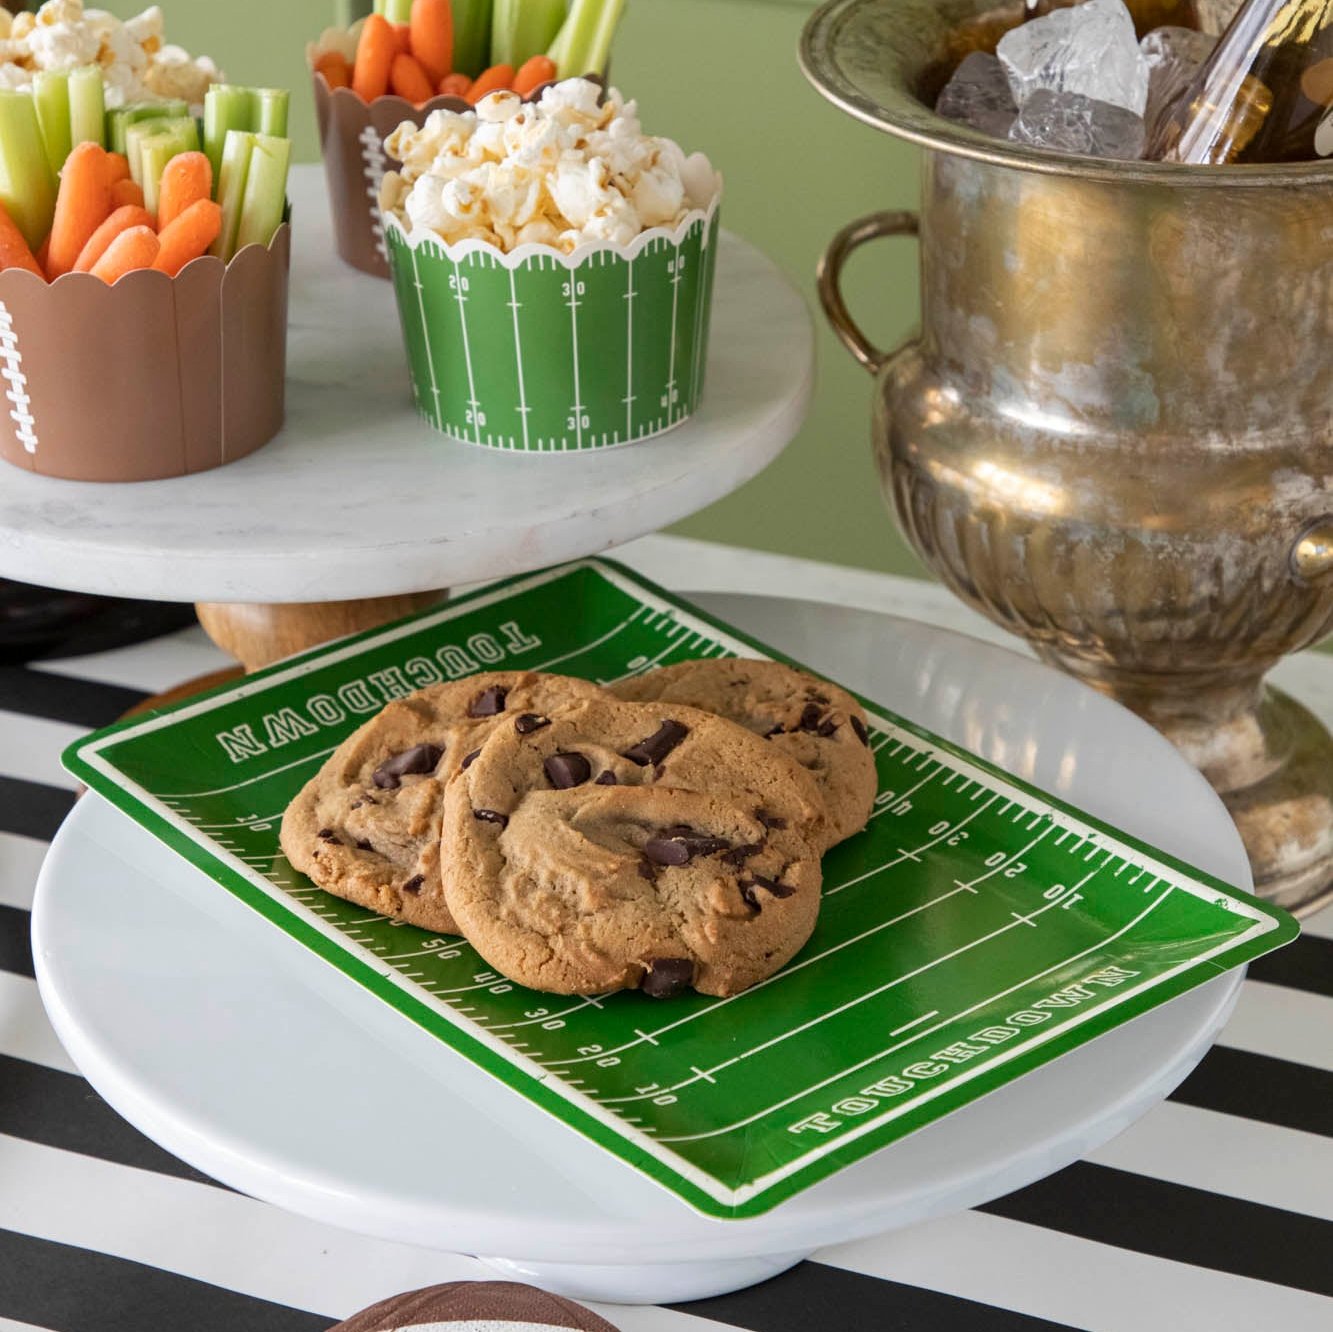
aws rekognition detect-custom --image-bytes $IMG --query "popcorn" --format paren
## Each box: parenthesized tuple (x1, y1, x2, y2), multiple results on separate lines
(0, 1, 219, 111)
(381, 79, 721, 254)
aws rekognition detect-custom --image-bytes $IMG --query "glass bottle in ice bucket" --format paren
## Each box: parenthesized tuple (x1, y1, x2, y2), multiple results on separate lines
(1147, 0, 1333, 161)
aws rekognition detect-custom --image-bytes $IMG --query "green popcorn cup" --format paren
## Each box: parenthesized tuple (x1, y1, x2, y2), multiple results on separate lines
(385, 198, 721, 452)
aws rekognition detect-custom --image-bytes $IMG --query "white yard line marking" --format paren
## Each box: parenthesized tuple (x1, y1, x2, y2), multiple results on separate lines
(539, 881, 973, 1069)
(869, 763, 942, 819)
(567, 273, 584, 450)
(452, 255, 481, 445)
(507, 268, 530, 450)
(485, 996, 600, 1032)
(890, 1010, 940, 1036)
(410, 245, 442, 429)
(957, 826, 1053, 890)
(659, 875, 1158, 1144)
(162, 748, 336, 802)
(603, 622, 692, 683)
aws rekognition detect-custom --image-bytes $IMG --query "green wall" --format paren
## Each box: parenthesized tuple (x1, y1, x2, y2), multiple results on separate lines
(102, 0, 927, 576)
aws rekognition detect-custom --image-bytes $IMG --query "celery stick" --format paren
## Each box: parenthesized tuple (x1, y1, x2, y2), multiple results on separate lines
(210, 130, 254, 260)
(139, 120, 201, 217)
(492, 0, 566, 68)
(67, 65, 105, 149)
(234, 132, 290, 254)
(453, 0, 494, 78)
(252, 88, 289, 139)
(33, 71, 71, 174)
(0, 91, 57, 250)
(381, 0, 412, 20)
(552, 0, 625, 77)
(203, 85, 254, 184)
(107, 101, 187, 156)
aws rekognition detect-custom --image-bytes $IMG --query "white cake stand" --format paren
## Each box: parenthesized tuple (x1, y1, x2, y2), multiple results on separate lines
(32, 599, 1251, 1305)
(0, 165, 812, 678)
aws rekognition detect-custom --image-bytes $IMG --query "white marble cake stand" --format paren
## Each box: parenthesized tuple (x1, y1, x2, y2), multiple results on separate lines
(33, 599, 1250, 1305)
(0, 165, 812, 675)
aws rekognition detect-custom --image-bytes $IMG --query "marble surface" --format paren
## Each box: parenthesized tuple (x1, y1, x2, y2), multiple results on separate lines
(0, 167, 813, 604)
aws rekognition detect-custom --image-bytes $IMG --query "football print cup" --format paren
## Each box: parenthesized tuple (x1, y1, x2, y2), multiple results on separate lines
(384, 195, 722, 453)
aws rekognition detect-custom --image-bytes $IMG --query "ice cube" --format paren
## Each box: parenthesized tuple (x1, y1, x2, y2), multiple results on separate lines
(1194, 0, 1244, 36)
(1008, 88, 1147, 159)
(997, 0, 1150, 116)
(1141, 26, 1216, 127)
(935, 52, 1019, 138)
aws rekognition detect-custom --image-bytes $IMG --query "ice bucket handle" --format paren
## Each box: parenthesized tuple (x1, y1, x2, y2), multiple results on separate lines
(817, 210, 919, 374)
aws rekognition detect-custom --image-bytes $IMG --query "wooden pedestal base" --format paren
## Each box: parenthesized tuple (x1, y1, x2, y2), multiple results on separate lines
(124, 591, 449, 718)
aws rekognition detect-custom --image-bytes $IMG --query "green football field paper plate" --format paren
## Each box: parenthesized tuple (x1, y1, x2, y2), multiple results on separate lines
(385, 203, 720, 452)
(64, 560, 1297, 1219)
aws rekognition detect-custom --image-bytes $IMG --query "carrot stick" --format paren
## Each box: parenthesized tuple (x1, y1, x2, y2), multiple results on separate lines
(111, 177, 145, 210)
(105, 152, 131, 184)
(390, 52, 436, 103)
(153, 198, 222, 277)
(73, 204, 154, 273)
(438, 72, 471, 97)
(513, 55, 557, 97)
(465, 64, 515, 104)
(0, 200, 45, 277)
(47, 141, 112, 279)
(392, 22, 413, 54)
(410, 0, 454, 84)
(156, 150, 212, 231)
(352, 14, 396, 102)
(314, 51, 352, 87)
(89, 224, 159, 283)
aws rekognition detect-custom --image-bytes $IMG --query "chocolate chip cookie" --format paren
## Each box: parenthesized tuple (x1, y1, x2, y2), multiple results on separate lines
(279, 671, 606, 933)
(612, 657, 878, 847)
(440, 697, 824, 996)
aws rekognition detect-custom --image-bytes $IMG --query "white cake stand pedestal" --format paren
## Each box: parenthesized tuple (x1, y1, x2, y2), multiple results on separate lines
(32, 600, 1251, 1305)
(0, 165, 812, 686)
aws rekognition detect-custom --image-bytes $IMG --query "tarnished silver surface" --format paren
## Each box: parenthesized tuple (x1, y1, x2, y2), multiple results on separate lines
(806, 0, 1333, 915)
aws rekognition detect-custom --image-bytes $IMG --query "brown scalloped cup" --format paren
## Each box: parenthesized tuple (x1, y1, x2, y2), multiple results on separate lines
(310, 38, 593, 279)
(0, 223, 290, 482)
(312, 71, 469, 279)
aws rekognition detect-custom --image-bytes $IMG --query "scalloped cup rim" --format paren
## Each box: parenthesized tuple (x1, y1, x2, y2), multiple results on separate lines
(382, 188, 723, 271)
(0, 221, 294, 293)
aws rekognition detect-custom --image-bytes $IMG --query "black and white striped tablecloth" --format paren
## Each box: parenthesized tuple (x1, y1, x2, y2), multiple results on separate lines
(2, 618, 1331, 1332)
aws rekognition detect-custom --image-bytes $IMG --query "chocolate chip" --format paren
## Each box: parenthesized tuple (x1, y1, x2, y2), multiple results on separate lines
(756, 810, 787, 830)
(644, 836, 692, 866)
(641, 957, 694, 998)
(654, 764, 667, 781)
(468, 686, 508, 717)
(544, 752, 592, 789)
(644, 828, 731, 864)
(623, 720, 689, 766)
(317, 827, 338, 841)
(850, 715, 871, 748)
(474, 809, 509, 828)
(637, 856, 657, 881)
(349, 800, 364, 810)
(764, 723, 785, 738)
(373, 743, 444, 789)
(817, 718, 839, 738)
(595, 771, 618, 785)
(356, 838, 374, 851)
(461, 748, 482, 770)
(797, 703, 824, 732)
(402, 875, 424, 894)
(515, 713, 550, 735)
(723, 843, 763, 867)
(739, 874, 795, 909)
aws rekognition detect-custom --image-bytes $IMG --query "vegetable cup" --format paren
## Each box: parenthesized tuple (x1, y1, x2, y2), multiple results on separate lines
(384, 192, 721, 452)
(0, 223, 290, 482)
(309, 24, 469, 280)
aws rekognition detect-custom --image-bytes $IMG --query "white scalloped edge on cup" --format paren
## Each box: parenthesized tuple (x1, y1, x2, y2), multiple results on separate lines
(382, 182, 723, 271)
